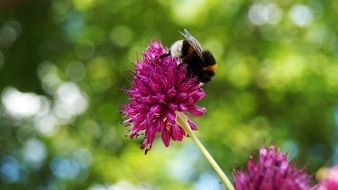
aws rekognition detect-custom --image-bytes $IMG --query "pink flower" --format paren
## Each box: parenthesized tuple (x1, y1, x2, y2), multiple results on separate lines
(317, 165, 338, 190)
(234, 145, 313, 190)
(122, 41, 206, 153)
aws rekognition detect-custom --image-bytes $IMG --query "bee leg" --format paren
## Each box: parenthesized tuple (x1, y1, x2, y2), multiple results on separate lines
(159, 53, 170, 59)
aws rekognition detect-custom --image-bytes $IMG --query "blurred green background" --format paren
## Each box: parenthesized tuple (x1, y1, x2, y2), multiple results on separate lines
(0, 0, 338, 189)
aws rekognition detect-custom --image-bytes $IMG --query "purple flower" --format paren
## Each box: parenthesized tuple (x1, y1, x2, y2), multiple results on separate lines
(234, 145, 313, 190)
(122, 41, 206, 153)
(317, 165, 338, 190)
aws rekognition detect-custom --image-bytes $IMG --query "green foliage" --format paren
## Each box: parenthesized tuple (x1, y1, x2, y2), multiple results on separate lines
(0, 0, 337, 189)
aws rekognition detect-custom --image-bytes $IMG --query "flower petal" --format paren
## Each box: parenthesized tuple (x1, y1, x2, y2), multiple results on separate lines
(191, 91, 206, 101)
(167, 111, 176, 123)
(161, 129, 170, 147)
(187, 118, 198, 130)
(187, 105, 207, 116)
(177, 104, 188, 112)
(170, 124, 184, 141)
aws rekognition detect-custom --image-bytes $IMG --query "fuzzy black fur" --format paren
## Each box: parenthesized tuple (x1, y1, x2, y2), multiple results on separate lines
(181, 41, 216, 83)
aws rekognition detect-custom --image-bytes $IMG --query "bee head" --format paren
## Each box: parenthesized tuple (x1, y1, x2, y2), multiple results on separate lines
(169, 40, 184, 58)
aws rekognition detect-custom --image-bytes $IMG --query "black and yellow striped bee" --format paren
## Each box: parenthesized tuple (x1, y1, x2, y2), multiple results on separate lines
(162, 29, 217, 84)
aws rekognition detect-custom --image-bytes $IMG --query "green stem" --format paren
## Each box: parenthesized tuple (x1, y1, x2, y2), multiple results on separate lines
(176, 111, 235, 190)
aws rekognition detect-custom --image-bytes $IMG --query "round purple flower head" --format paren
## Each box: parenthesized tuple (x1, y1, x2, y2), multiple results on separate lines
(123, 41, 206, 153)
(317, 165, 338, 190)
(234, 145, 313, 190)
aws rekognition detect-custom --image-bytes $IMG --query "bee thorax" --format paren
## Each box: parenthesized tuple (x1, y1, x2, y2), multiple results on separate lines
(169, 40, 183, 59)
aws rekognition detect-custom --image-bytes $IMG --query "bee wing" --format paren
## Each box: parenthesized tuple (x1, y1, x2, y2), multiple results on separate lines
(180, 29, 204, 59)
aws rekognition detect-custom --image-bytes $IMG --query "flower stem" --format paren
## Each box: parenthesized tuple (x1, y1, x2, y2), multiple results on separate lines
(176, 111, 235, 190)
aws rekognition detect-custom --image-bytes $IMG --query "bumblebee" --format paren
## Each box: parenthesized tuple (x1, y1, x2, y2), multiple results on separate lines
(162, 29, 217, 84)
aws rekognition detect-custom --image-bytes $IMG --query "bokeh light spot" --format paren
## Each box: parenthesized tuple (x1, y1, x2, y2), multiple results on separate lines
(166, 143, 198, 182)
(88, 181, 150, 190)
(228, 62, 251, 88)
(5, 20, 21, 37)
(23, 139, 47, 168)
(171, 0, 206, 24)
(0, 21, 21, 47)
(37, 61, 63, 95)
(66, 61, 86, 81)
(1, 87, 47, 119)
(324, 64, 338, 90)
(64, 11, 85, 42)
(1, 26, 16, 42)
(289, 4, 313, 27)
(72, 0, 96, 11)
(34, 114, 59, 136)
(51, 0, 72, 23)
(281, 140, 299, 161)
(50, 157, 80, 179)
(87, 57, 112, 92)
(194, 172, 222, 190)
(1, 156, 20, 183)
(248, 3, 282, 26)
(54, 82, 88, 121)
(72, 148, 92, 169)
(110, 25, 133, 48)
